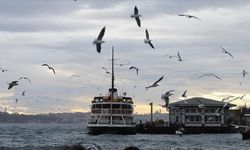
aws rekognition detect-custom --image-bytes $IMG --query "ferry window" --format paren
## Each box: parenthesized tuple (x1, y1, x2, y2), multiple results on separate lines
(96, 104, 101, 108)
(210, 108, 215, 113)
(127, 105, 132, 109)
(91, 105, 96, 109)
(122, 104, 128, 109)
(103, 104, 110, 108)
(112, 104, 120, 109)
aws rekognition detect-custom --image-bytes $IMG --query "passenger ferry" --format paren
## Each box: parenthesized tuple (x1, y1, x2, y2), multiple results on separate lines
(87, 47, 136, 134)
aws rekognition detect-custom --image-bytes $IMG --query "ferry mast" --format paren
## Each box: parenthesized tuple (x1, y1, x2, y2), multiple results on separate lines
(111, 46, 114, 102)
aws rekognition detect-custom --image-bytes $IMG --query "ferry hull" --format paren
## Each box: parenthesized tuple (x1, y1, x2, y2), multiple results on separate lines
(242, 132, 250, 140)
(87, 125, 136, 135)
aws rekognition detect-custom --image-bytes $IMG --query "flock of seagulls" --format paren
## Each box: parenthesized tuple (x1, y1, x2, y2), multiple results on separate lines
(2, 3, 249, 115)
(91, 5, 248, 106)
(3, 62, 80, 105)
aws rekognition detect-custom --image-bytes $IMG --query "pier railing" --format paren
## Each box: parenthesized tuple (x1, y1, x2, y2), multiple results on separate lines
(91, 108, 133, 115)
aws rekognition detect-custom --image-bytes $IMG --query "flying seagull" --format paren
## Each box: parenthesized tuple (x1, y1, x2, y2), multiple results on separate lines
(68, 75, 80, 79)
(102, 67, 111, 74)
(161, 90, 174, 108)
(116, 63, 130, 66)
(0, 68, 9, 72)
(177, 52, 182, 61)
(19, 77, 31, 83)
(129, 66, 139, 75)
(93, 26, 106, 53)
(130, 6, 141, 27)
(242, 69, 248, 78)
(42, 64, 55, 74)
(8, 81, 19, 90)
(219, 46, 233, 58)
(162, 55, 176, 59)
(145, 75, 164, 90)
(22, 91, 26, 96)
(199, 73, 222, 80)
(144, 29, 155, 49)
(197, 99, 205, 109)
(178, 14, 201, 20)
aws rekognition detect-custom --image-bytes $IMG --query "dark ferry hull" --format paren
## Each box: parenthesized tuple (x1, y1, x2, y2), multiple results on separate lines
(242, 132, 250, 140)
(87, 125, 136, 135)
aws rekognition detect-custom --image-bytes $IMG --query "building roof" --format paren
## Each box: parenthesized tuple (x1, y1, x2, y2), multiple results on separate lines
(169, 97, 236, 107)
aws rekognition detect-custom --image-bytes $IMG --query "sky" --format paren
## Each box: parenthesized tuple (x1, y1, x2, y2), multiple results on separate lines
(0, 0, 249, 114)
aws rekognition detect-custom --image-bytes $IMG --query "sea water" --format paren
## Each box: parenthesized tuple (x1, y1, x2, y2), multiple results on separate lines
(0, 123, 249, 150)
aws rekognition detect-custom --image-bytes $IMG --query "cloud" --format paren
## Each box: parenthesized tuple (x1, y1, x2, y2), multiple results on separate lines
(0, 0, 249, 114)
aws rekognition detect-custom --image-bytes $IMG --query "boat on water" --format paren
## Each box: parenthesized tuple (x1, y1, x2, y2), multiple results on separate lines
(87, 47, 136, 135)
(242, 114, 250, 140)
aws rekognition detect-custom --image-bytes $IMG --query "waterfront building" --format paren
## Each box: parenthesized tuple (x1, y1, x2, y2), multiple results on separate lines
(169, 97, 236, 127)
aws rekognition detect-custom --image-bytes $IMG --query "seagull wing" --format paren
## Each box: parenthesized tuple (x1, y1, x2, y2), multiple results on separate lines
(50, 67, 56, 74)
(226, 51, 234, 58)
(199, 73, 208, 78)
(26, 78, 31, 83)
(102, 67, 108, 72)
(177, 52, 182, 61)
(42, 64, 49, 67)
(211, 74, 222, 80)
(153, 75, 164, 85)
(178, 14, 186, 17)
(129, 66, 135, 70)
(96, 43, 101, 53)
(135, 17, 141, 27)
(8, 84, 14, 90)
(219, 46, 227, 52)
(219, 46, 232, 58)
(135, 68, 139, 75)
(182, 90, 187, 97)
(145, 29, 149, 39)
(165, 90, 175, 95)
(191, 15, 201, 20)
(134, 6, 138, 15)
(148, 41, 155, 49)
(240, 95, 246, 99)
(97, 26, 105, 40)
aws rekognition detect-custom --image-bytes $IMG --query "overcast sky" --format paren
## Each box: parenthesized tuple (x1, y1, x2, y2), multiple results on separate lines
(0, 0, 249, 114)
